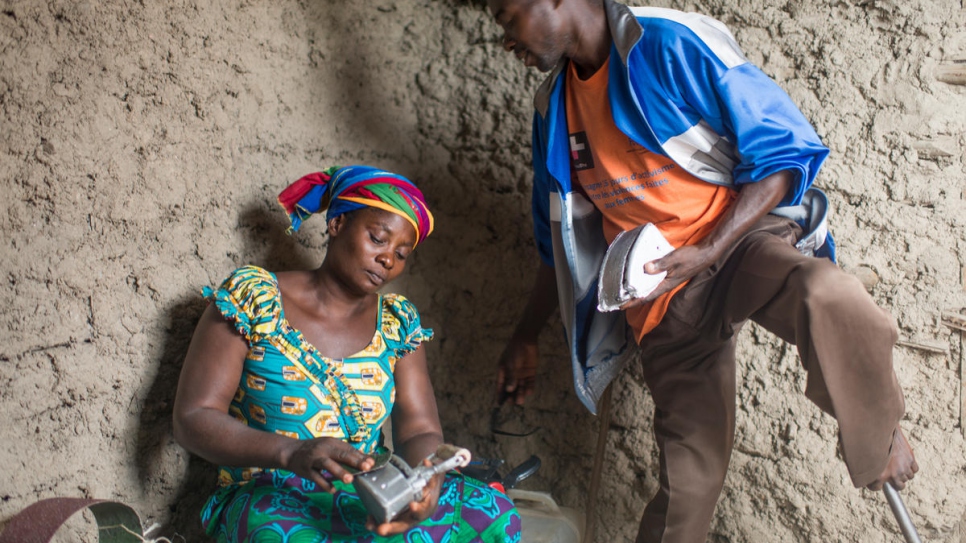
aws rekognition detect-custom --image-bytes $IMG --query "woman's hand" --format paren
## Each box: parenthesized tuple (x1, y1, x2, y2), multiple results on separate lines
(375, 342, 446, 536)
(366, 459, 444, 536)
(281, 437, 375, 492)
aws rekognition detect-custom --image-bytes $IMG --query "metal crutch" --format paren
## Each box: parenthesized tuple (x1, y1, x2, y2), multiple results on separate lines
(883, 482, 922, 543)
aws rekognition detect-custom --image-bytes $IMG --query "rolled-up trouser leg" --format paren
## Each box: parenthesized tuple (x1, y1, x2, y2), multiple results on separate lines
(724, 233, 904, 487)
(633, 215, 905, 542)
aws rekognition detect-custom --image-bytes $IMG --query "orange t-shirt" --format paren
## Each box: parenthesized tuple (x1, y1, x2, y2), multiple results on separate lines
(565, 59, 736, 341)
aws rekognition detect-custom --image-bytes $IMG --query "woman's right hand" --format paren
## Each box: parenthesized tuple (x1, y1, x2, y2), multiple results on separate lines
(368, 459, 443, 536)
(282, 437, 375, 492)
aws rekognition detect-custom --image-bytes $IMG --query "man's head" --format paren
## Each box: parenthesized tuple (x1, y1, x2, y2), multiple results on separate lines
(487, 0, 574, 72)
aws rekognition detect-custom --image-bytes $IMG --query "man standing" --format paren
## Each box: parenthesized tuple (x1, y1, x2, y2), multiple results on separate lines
(485, 0, 919, 541)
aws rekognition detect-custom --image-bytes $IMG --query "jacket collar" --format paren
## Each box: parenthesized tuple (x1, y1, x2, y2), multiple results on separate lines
(533, 0, 642, 117)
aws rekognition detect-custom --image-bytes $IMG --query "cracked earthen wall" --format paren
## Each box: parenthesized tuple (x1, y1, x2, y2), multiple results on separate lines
(1, 0, 964, 541)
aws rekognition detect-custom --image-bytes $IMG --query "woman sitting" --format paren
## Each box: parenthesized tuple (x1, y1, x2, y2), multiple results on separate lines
(173, 165, 520, 542)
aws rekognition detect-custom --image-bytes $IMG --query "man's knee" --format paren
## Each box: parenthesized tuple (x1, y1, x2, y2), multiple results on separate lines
(790, 259, 897, 339)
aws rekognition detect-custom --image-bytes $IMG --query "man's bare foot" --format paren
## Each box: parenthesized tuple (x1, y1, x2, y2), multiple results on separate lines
(867, 427, 919, 491)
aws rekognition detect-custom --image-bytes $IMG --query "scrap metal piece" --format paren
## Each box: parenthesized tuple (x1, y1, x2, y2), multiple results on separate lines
(354, 445, 471, 524)
(597, 223, 674, 312)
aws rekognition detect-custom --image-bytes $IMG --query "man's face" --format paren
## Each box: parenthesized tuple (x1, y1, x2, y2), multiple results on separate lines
(487, 0, 567, 72)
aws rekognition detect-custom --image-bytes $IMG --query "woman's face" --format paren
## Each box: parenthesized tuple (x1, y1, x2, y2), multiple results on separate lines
(326, 207, 417, 294)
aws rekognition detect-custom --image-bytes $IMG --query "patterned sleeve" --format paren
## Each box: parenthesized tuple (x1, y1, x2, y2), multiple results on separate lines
(381, 293, 434, 358)
(201, 265, 282, 344)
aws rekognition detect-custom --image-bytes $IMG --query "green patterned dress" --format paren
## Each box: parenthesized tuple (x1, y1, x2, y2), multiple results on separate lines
(199, 266, 520, 543)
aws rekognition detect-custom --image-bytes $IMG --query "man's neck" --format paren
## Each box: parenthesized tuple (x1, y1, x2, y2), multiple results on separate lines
(568, 0, 611, 79)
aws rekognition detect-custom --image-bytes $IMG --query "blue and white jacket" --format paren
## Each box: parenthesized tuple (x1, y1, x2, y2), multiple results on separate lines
(531, 1, 834, 414)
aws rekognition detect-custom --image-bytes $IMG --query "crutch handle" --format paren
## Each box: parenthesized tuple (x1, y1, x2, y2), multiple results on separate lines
(883, 482, 922, 543)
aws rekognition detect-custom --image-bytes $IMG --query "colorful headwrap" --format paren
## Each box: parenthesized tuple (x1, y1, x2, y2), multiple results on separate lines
(277, 165, 435, 246)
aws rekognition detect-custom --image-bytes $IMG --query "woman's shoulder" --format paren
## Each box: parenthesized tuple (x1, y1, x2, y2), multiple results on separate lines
(202, 265, 278, 297)
(380, 293, 433, 350)
(214, 265, 279, 294)
(381, 292, 418, 314)
(202, 265, 282, 342)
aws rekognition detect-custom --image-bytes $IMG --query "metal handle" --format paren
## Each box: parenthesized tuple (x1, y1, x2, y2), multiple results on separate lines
(431, 445, 472, 472)
(501, 455, 541, 490)
(883, 482, 922, 543)
(409, 446, 471, 502)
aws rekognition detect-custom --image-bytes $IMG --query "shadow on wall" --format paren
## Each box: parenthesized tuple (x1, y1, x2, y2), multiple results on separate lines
(135, 295, 213, 542)
(133, 201, 322, 541)
(306, 3, 414, 167)
(236, 200, 326, 272)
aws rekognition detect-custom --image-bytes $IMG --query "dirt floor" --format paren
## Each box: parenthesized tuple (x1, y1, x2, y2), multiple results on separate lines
(1, 0, 965, 541)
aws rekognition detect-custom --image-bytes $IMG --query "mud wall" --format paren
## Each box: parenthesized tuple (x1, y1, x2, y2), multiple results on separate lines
(1, 0, 964, 541)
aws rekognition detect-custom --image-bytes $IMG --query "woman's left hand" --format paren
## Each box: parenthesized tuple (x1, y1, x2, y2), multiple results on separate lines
(366, 459, 444, 536)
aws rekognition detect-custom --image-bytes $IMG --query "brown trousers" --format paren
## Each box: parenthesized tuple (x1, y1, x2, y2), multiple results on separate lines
(634, 216, 904, 543)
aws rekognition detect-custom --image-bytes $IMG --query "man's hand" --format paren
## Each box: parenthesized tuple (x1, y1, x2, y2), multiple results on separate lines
(281, 437, 375, 492)
(620, 171, 795, 311)
(619, 244, 717, 309)
(495, 261, 557, 406)
(496, 337, 539, 406)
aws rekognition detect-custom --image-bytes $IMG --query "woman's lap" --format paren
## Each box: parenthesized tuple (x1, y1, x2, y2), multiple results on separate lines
(203, 470, 521, 543)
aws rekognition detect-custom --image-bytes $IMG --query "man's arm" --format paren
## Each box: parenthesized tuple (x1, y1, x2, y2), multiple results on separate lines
(623, 170, 793, 307)
(631, 16, 828, 206)
(496, 260, 558, 405)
